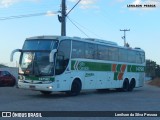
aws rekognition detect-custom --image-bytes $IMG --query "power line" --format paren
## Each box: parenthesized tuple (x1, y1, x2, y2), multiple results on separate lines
(68, 17, 102, 39)
(67, 16, 89, 37)
(0, 11, 58, 21)
(66, 0, 81, 16)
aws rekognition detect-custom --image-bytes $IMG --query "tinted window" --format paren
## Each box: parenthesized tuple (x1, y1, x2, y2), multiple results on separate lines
(97, 45, 108, 60)
(23, 40, 58, 50)
(56, 40, 71, 75)
(85, 43, 97, 59)
(72, 41, 97, 59)
(128, 50, 136, 63)
(136, 52, 141, 64)
(108, 47, 118, 61)
(141, 52, 145, 63)
(0, 71, 11, 76)
(72, 41, 85, 58)
(4, 71, 11, 76)
(136, 52, 145, 64)
(119, 49, 128, 62)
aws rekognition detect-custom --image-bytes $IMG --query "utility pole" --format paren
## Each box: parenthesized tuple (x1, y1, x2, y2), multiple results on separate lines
(120, 29, 130, 47)
(61, 0, 66, 36)
(58, 0, 81, 36)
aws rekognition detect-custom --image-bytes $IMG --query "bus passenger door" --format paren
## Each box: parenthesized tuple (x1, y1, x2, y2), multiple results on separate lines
(55, 40, 71, 91)
(55, 69, 71, 91)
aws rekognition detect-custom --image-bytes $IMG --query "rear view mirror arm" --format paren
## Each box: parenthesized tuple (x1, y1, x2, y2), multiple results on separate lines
(10, 49, 22, 62)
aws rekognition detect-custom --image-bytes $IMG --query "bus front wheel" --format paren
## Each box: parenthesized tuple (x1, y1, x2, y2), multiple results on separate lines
(66, 79, 82, 96)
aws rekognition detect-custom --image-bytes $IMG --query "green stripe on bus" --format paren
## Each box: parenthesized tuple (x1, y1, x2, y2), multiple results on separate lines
(114, 72, 119, 80)
(117, 64, 121, 72)
(127, 65, 145, 72)
(71, 60, 145, 72)
(71, 60, 111, 71)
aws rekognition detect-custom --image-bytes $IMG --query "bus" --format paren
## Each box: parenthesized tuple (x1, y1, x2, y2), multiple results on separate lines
(10, 36, 145, 96)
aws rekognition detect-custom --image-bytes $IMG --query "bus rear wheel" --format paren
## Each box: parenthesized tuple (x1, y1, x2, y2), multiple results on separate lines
(128, 79, 136, 91)
(66, 79, 82, 96)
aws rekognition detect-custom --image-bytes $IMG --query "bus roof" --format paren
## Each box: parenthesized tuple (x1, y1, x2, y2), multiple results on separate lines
(26, 35, 117, 46)
(26, 35, 144, 52)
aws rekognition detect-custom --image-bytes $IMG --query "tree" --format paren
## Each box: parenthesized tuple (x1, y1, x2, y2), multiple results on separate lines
(0, 64, 8, 68)
(146, 59, 160, 78)
(155, 65, 160, 77)
(146, 59, 156, 78)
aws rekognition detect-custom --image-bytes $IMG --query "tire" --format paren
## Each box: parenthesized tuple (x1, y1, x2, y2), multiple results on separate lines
(40, 91, 52, 95)
(122, 79, 129, 92)
(128, 79, 136, 91)
(66, 79, 81, 96)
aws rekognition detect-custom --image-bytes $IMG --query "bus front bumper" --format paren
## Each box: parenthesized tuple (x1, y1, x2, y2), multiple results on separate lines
(18, 82, 54, 91)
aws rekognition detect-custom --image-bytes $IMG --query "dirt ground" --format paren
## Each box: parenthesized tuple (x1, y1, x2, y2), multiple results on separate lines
(148, 77, 160, 87)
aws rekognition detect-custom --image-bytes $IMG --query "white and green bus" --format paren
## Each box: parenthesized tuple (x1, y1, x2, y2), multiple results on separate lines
(11, 36, 145, 95)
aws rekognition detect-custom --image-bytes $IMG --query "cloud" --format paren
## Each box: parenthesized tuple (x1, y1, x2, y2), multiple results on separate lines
(133, 0, 141, 4)
(68, 0, 98, 9)
(116, 0, 125, 2)
(0, 0, 19, 7)
(46, 11, 57, 16)
(80, 0, 97, 5)
(0, 0, 40, 8)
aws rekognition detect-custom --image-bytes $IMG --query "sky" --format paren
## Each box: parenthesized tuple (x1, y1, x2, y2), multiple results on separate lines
(0, 0, 160, 67)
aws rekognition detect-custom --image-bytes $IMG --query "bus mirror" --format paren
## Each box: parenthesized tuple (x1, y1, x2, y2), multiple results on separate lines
(49, 49, 57, 62)
(10, 49, 21, 62)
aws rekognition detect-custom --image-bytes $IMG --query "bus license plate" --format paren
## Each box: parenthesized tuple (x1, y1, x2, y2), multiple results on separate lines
(29, 85, 36, 89)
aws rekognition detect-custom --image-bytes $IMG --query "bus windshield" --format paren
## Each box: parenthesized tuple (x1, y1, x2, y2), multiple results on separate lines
(19, 39, 58, 76)
(23, 39, 57, 50)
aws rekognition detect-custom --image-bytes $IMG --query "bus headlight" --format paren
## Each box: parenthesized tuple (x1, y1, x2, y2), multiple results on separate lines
(47, 86, 53, 89)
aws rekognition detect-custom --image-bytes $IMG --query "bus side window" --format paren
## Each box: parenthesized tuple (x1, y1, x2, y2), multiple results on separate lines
(137, 52, 145, 64)
(108, 47, 118, 61)
(136, 52, 141, 64)
(128, 50, 136, 63)
(56, 40, 71, 75)
(119, 49, 127, 62)
(97, 45, 108, 60)
(85, 43, 97, 59)
(72, 41, 85, 58)
(141, 52, 145, 63)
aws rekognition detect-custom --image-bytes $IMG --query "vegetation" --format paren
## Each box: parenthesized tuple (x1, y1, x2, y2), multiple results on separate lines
(146, 59, 160, 87)
(0, 64, 8, 68)
(146, 59, 160, 78)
